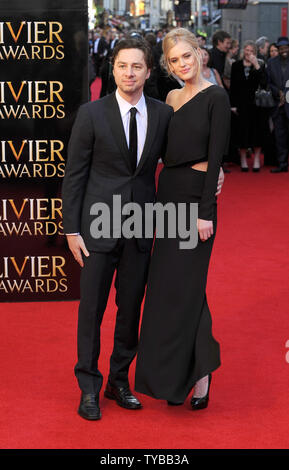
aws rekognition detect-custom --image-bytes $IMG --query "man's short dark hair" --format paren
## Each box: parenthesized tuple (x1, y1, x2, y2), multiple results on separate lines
(111, 38, 153, 70)
(212, 30, 231, 48)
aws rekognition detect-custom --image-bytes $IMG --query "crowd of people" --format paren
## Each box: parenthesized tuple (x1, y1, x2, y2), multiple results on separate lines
(88, 26, 289, 173)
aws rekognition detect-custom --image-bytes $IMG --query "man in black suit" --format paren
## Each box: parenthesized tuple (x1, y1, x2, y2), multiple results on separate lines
(62, 39, 224, 420)
(62, 38, 174, 420)
(267, 36, 289, 172)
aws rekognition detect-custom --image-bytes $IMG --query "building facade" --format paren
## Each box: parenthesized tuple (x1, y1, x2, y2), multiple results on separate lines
(221, 0, 288, 43)
(93, 0, 172, 28)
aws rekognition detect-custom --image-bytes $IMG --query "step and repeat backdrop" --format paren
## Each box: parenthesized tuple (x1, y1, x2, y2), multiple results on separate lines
(0, 0, 88, 301)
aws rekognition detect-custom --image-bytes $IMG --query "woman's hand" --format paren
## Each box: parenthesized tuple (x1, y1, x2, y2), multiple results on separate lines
(197, 219, 213, 242)
(248, 53, 260, 70)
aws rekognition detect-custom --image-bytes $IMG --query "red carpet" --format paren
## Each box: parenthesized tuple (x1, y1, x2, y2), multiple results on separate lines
(1, 161, 289, 449)
(1, 79, 289, 449)
(91, 76, 101, 101)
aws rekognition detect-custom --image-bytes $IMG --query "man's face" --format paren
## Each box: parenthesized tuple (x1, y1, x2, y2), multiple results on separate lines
(260, 40, 270, 56)
(111, 29, 117, 40)
(217, 38, 231, 53)
(278, 45, 289, 59)
(113, 48, 150, 96)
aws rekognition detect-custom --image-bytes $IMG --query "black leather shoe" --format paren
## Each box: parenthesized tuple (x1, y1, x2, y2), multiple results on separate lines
(270, 167, 288, 173)
(104, 382, 142, 409)
(78, 393, 101, 420)
(241, 166, 249, 172)
(253, 167, 260, 172)
(191, 374, 212, 411)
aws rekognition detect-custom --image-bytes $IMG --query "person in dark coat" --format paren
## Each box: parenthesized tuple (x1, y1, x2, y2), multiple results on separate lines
(144, 32, 161, 99)
(99, 30, 112, 98)
(267, 36, 289, 172)
(210, 30, 231, 84)
(230, 40, 268, 171)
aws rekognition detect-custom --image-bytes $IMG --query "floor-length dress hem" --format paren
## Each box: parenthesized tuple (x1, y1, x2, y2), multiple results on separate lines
(135, 361, 221, 403)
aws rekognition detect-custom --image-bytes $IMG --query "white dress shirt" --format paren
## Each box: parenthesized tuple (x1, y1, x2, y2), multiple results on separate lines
(110, 38, 117, 50)
(115, 89, 148, 166)
(93, 38, 100, 54)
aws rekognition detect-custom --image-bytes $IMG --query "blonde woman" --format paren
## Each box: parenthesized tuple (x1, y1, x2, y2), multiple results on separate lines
(135, 28, 231, 409)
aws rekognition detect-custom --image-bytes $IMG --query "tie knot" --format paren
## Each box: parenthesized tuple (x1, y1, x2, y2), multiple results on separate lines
(130, 107, 137, 118)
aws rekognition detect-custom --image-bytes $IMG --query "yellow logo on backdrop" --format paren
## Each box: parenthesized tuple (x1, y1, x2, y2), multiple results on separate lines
(0, 198, 63, 236)
(0, 81, 65, 119)
(0, 256, 68, 294)
(0, 21, 64, 60)
(0, 139, 65, 178)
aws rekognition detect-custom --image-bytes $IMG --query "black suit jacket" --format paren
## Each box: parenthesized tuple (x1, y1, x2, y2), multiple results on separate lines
(267, 55, 289, 118)
(62, 92, 173, 252)
(210, 47, 227, 77)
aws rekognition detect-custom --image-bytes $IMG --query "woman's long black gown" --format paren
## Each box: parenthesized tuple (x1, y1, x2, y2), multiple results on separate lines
(135, 85, 231, 404)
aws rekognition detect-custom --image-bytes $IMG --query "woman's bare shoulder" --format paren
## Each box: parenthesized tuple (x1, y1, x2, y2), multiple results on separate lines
(166, 88, 183, 106)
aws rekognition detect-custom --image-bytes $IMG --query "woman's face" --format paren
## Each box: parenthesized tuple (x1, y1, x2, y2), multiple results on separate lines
(168, 40, 200, 81)
(231, 43, 239, 56)
(269, 45, 278, 58)
(243, 45, 256, 61)
(200, 48, 209, 67)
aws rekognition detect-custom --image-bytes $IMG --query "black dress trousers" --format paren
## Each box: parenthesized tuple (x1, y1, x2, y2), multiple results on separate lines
(75, 237, 151, 394)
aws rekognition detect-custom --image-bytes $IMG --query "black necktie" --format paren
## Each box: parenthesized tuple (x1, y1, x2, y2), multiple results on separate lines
(129, 107, 137, 172)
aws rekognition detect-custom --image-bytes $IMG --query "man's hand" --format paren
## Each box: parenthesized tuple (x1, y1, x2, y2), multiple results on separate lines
(66, 234, 89, 267)
(216, 167, 225, 196)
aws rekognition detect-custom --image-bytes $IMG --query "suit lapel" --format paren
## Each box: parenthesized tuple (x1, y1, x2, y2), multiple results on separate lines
(104, 92, 131, 171)
(135, 96, 159, 175)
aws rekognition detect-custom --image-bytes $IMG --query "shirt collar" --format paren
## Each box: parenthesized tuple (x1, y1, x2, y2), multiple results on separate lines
(115, 89, 146, 118)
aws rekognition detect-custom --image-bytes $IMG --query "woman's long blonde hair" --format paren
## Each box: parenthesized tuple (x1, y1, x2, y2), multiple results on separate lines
(161, 28, 202, 79)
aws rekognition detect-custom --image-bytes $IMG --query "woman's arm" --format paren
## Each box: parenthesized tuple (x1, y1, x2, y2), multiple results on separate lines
(213, 68, 224, 88)
(251, 59, 267, 89)
(198, 90, 231, 222)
